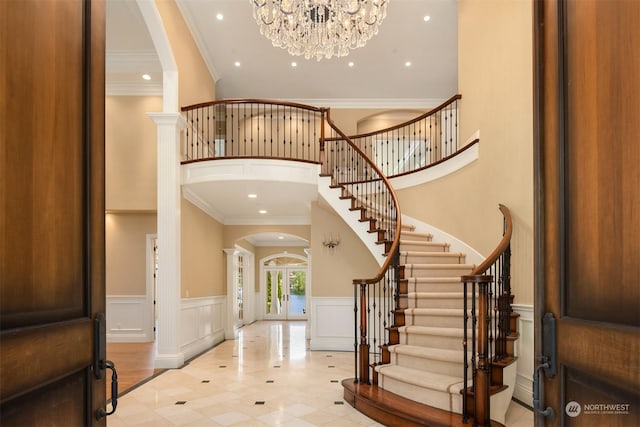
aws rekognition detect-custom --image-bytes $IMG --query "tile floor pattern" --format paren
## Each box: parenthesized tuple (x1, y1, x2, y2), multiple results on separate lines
(108, 321, 533, 426)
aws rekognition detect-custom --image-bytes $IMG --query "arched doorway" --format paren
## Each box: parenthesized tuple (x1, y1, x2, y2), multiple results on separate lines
(261, 253, 309, 320)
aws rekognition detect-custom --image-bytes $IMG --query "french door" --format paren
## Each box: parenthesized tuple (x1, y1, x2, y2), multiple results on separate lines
(264, 268, 307, 320)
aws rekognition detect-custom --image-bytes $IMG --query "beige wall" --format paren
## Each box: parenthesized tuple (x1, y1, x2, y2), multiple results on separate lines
(106, 96, 161, 211)
(311, 202, 379, 297)
(106, 213, 157, 295)
(156, 0, 215, 107)
(181, 198, 224, 297)
(397, 0, 534, 304)
(327, 108, 386, 136)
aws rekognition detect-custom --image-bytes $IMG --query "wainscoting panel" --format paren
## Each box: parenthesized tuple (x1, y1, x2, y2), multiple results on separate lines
(106, 295, 152, 342)
(180, 296, 226, 361)
(512, 304, 533, 406)
(310, 297, 354, 351)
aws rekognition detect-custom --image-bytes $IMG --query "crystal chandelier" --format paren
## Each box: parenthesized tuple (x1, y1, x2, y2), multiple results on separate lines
(251, 0, 389, 61)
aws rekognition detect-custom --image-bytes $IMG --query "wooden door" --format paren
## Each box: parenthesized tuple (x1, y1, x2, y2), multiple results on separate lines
(535, 0, 640, 426)
(0, 0, 108, 425)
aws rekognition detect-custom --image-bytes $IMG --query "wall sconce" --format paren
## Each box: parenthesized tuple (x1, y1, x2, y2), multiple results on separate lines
(323, 233, 340, 249)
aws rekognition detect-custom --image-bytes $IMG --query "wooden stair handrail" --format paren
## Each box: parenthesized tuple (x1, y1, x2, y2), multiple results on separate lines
(324, 109, 402, 286)
(464, 204, 512, 277)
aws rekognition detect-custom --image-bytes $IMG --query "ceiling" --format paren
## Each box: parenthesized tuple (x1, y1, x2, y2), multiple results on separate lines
(105, 0, 458, 245)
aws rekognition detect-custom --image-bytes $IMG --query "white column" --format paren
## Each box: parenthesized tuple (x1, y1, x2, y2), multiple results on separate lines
(224, 248, 238, 340)
(149, 112, 185, 368)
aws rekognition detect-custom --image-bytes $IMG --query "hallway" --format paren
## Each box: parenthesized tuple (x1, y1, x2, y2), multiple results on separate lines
(107, 321, 533, 426)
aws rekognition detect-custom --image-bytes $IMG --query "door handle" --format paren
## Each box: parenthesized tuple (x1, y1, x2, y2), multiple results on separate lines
(94, 313, 119, 419)
(533, 312, 556, 419)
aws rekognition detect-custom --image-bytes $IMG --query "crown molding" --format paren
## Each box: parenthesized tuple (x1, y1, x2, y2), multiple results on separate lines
(283, 98, 448, 109)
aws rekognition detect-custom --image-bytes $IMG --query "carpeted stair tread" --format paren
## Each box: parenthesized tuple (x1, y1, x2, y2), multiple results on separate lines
(398, 325, 468, 337)
(408, 292, 468, 299)
(387, 344, 467, 362)
(376, 365, 464, 394)
(405, 308, 465, 316)
(399, 231, 433, 241)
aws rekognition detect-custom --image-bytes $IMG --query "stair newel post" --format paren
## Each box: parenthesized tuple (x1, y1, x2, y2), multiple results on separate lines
(353, 282, 359, 383)
(475, 275, 493, 427)
(359, 281, 370, 384)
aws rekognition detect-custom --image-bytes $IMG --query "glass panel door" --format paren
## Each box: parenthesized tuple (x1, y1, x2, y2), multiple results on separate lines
(264, 267, 307, 319)
(265, 269, 284, 317)
(287, 269, 307, 318)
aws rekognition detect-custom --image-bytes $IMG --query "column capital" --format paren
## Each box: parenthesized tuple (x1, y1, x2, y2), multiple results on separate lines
(147, 112, 186, 129)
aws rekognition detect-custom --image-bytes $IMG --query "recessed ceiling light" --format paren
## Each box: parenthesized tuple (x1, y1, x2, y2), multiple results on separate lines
(405, 61, 412, 67)
(234, 61, 241, 67)
(248, 194, 257, 198)
(216, 13, 224, 20)
(259, 209, 267, 214)
(278, 236, 284, 240)
(423, 15, 431, 22)
(348, 61, 355, 67)
(142, 74, 151, 80)
(291, 62, 297, 67)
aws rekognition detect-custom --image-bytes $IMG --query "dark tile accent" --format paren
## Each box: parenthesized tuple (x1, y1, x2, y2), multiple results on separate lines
(266, 380, 275, 383)
(255, 401, 265, 405)
(328, 365, 335, 368)
(326, 355, 333, 357)
(330, 380, 339, 383)
(334, 401, 344, 405)
(201, 380, 210, 383)
(273, 365, 280, 368)
(219, 365, 227, 368)
(175, 401, 187, 405)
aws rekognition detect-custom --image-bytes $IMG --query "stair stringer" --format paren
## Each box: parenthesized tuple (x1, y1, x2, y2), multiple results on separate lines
(317, 175, 385, 266)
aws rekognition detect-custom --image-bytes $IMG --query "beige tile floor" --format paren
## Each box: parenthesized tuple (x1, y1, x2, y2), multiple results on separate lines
(108, 321, 533, 426)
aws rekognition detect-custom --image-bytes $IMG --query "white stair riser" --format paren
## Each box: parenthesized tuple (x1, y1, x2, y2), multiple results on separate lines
(399, 331, 466, 351)
(400, 231, 432, 242)
(406, 313, 465, 328)
(407, 296, 474, 309)
(400, 243, 448, 252)
(390, 353, 471, 378)
(405, 266, 474, 278)
(406, 280, 464, 293)
(378, 375, 463, 414)
(401, 254, 466, 264)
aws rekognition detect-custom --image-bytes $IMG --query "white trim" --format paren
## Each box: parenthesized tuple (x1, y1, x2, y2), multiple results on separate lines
(309, 297, 354, 351)
(106, 295, 153, 342)
(180, 296, 226, 361)
(512, 304, 533, 406)
(390, 142, 479, 190)
(318, 176, 385, 266)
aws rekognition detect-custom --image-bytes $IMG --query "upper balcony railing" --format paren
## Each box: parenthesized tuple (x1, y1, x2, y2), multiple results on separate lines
(181, 99, 327, 164)
(342, 94, 461, 178)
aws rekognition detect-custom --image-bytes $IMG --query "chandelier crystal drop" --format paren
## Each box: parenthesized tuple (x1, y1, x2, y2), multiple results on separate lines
(251, 0, 389, 61)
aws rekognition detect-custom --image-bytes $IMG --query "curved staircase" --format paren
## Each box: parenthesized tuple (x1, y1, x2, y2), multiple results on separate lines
(373, 223, 517, 425)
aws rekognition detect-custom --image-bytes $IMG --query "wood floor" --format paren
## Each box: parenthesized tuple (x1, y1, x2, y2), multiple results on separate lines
(106, 341, 163, 396)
